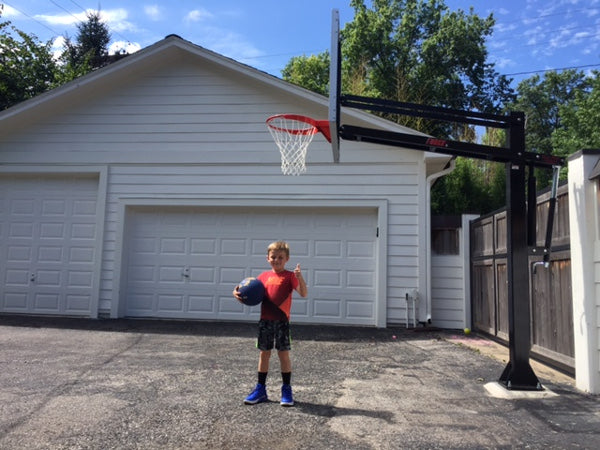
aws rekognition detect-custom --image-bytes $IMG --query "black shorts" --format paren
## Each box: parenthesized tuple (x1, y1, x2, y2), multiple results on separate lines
(257, 319, 291, 351)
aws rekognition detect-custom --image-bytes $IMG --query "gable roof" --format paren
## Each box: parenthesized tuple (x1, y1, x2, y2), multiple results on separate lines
(0, 35, 449, 167)
(0, 35, 409, 130)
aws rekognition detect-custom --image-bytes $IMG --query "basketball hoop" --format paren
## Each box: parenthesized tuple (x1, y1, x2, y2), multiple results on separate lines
(266, 114, 331, 175)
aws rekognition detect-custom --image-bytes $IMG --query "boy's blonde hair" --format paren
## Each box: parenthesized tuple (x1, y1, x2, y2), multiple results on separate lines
(267, 241, 290, 257)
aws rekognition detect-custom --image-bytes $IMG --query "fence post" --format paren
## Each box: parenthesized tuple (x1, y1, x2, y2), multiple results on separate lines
(568, 149, 600, 394)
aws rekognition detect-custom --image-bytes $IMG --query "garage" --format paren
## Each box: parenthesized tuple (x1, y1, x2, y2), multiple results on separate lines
(122, 205, 380, 325)
(0, 174, 99, 315)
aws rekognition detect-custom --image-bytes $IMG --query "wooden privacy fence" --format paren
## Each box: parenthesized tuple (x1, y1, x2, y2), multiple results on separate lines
(470, 183, 574, 373)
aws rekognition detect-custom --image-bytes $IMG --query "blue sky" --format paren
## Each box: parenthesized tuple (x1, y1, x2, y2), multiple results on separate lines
(2, 0, 599, 86)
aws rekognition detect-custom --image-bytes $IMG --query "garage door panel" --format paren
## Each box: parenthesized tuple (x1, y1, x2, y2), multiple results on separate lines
(158, 294, 185, 313)
(10, 222, 34, 238)
(346, 299, 375, 319)
(4, 268, 30, 286)
(124, 206, 378, 325)
(218, 296, 245, 315)
(347, 270, 376, 288)
(188, 266, 216, 283)
(3, 293, 28, 310)
(189, 295, 215, 313)
(348, 240, 376, 258)
(285, 239, 310, 257)
(313, 270, 342, 288)
(33, 293, 60, 312)
(313, 298, 342, 320)
(191, 238, 216, 255)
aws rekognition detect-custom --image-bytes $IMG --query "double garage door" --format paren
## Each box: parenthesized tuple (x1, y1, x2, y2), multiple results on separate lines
(124, 206, 379, 325)
(0, 174, 98, 315)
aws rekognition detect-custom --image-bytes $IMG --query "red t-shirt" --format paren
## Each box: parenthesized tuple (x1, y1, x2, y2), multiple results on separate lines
(257, 270, 299, 321)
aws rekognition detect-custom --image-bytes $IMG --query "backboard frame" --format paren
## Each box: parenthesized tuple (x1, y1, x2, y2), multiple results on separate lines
(329, 8, 341, 163)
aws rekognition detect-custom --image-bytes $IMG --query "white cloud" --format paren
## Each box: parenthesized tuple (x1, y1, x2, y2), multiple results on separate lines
(36, 12, 87, 26)
(34, 8, 136, 33)
(493, 57, 515, 69)
(109, 40, 142, 55)
(185, 9, 213, 23)
(200, 29, 264, 63)
(98, 9, 137, 33)
(1, 4, 20, 18)
(51, 36, 66, 59)
(144, 5, 162, 21)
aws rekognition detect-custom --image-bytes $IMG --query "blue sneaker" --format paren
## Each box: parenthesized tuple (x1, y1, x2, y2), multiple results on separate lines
(280, 384, 294, 407)
(244, 383, 268, 405)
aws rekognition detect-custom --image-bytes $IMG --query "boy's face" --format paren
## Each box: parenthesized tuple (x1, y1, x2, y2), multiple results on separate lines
(267, 250, 289, 273)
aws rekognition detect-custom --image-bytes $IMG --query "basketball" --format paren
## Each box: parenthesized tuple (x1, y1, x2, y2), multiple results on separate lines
(237, 277, 265, 306)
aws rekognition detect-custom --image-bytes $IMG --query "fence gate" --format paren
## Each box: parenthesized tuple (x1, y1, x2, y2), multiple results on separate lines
(470, 184, 574, 373)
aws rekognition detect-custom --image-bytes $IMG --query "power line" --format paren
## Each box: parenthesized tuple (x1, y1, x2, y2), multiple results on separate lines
(1, 1, 62, 36)
(48, 0, 82, 24)
(504, 63, 600, 77)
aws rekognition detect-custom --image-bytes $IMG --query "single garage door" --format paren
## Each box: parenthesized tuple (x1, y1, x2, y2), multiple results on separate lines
(123, 206, 378, 325)
(0, 174, 99, 315)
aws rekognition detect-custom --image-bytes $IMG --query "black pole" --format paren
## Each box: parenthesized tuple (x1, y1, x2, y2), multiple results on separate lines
(498, 112, 542, 390)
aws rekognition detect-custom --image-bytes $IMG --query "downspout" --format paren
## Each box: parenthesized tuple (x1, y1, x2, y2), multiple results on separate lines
(425, 158, 456, 324)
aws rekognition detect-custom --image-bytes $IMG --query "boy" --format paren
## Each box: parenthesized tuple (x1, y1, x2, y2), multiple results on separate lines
(233, 241, 307, 406)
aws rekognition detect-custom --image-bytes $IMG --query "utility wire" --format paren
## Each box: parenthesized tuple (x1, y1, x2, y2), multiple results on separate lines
(504, 63, 600, 77)
(1, 1, 62, 36)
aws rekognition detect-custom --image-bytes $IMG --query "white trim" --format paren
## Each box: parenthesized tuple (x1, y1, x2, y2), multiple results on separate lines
(462, 214, 479, 328)
(111, 197, 388, 327)
(425, 159, 456, 323)
(568, 152, 600, 393)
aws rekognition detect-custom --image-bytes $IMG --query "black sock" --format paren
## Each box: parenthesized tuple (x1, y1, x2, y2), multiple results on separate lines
(281, 372, 291, 385)
(258, 372, 268, 385)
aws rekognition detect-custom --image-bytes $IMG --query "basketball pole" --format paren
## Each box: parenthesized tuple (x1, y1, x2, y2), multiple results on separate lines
(499, 112, 541, 390)
(337, 97, 562, 390)
(300, 8, 562, 390)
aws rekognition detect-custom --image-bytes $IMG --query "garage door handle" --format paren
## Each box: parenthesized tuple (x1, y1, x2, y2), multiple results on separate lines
(182, 268, 190, 278)
(30, 273, 36, 282)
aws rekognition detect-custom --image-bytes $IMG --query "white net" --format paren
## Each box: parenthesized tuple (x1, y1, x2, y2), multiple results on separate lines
(266, 115, 318, 176)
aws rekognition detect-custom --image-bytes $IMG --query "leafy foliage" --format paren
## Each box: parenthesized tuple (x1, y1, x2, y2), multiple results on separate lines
(0, 17, 58, 110)
(61, 11, 111, 72)
(431, 158, 505, 214)
(281, 52, 330, 96)
(552, 71, 600, 158)
(340, 0, 514, 137)
(1, 8, 121, 111)
(509, 70, 591, 187)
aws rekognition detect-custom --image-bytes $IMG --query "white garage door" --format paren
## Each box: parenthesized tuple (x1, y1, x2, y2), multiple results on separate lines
(123, 206, 378, 325)
(0, 174, 98, 315)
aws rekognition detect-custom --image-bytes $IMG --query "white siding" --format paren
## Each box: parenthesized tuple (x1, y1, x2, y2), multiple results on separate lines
(431, 255, 464, 329)
(430, 215, 476, 330)
(0, 38, 435, 326)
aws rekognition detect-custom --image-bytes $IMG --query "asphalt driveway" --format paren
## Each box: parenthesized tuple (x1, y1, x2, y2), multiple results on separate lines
(0, 316, 598, 449)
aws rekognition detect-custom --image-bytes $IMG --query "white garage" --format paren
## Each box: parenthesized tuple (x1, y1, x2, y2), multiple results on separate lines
(0, 36, 451, 327)
(0, 174, 100, 316)
(120, 205, 382, 325)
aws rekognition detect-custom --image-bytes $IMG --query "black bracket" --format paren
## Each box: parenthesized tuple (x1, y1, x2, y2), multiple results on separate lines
(339, 94, 564, 390)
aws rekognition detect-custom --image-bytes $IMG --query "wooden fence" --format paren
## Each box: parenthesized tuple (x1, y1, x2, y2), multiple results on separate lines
(470, 183, 574, 373)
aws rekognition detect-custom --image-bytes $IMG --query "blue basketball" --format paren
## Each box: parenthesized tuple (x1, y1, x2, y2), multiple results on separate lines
(237, 277, 265, 306)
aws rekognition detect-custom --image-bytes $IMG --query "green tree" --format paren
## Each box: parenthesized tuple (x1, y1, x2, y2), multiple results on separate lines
(61, 11, 111, 72)
(282, 0, 514, 214)
(431, 158, 490, 214)
(509, 70, 591, 187)
(281, 53, 330, 96)
(552, 71, 600, 157)
(0, 8, 58, 110)
(282, 0, 515, 139)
